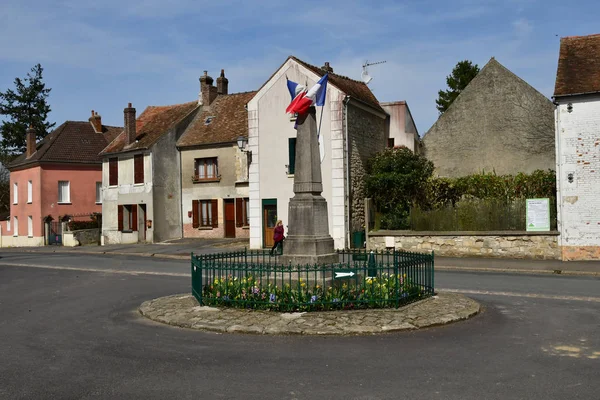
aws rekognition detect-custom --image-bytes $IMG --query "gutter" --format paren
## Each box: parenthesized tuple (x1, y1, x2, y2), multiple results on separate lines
(552, 90, 600, 100)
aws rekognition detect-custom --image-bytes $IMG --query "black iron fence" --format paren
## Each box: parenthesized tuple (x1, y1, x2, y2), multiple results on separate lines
(191, 248, 434, 312)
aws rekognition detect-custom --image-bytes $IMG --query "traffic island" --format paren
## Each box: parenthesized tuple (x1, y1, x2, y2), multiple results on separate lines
(139, 292, 480, 335)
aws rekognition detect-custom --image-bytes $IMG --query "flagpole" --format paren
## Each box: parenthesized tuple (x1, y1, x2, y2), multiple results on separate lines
(317, 106, 324, 139)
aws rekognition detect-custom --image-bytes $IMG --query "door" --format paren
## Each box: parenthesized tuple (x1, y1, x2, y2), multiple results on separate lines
(263, 202, 277, 248)
(48, 221, 62, 245)
(224, 199, 236, 238)
(138, 204, 147, 242)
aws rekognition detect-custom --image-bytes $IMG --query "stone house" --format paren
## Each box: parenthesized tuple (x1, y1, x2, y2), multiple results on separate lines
(2, 113, 120, 247)
(176, 70, 256, 239)
(422, 57, 555, 177)
(553, 33, 600, 260)
(247, 56, 388, 249)
(99, 102, 199, 244)
(380, 101, 420, 152)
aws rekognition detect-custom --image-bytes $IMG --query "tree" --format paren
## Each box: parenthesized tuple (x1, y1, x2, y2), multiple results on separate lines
(364, 146, 434, 229)
(436, 60, 480, 114)
(0, 152, 16, 215)
(0, 64, 54, 154)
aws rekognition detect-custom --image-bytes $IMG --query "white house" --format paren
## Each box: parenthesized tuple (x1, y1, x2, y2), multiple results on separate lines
(553, 33, 600, 260)
(380, 101, 420, 151)
(247, 57, 388, 250)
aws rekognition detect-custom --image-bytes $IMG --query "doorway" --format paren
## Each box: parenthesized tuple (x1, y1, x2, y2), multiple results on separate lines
(138, 204, 147, 242)
(224, 199, 236, 238)
(262, 199, 277, 248)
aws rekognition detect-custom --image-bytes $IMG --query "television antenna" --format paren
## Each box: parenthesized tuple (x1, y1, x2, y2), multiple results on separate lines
(361, 60, 386, 84)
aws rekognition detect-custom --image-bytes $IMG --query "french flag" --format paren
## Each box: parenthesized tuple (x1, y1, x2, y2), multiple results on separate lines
(286, 74, 328, 116)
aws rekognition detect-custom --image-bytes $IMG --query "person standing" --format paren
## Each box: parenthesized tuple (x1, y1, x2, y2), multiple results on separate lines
(270, 220, 284, 256)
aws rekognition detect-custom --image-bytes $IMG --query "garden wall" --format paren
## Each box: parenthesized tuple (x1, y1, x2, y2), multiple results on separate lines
(367, 231, 560, 260)
(63, 229, 100, 247)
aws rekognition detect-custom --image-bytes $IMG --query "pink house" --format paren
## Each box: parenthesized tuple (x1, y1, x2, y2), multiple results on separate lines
(1, 112, 121, 247)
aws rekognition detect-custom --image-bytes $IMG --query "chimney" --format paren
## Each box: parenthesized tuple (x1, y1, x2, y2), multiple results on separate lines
(89, 110, 103, 133)
(124, 103, 136, 145)
(321, 62, 333, 73)
(217, 69, 229, 95)
(26, 125, 36, 158)
(199, 71, 218, 107)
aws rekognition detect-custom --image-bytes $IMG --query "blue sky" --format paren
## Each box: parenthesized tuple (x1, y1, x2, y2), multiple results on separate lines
(1, 0, 599, 135)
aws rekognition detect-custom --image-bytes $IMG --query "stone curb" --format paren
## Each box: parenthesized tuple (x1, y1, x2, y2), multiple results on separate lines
(138, 292, 481, 336)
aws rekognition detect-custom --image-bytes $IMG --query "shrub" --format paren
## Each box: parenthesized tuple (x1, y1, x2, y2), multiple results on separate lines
(67, 220, 98, 231)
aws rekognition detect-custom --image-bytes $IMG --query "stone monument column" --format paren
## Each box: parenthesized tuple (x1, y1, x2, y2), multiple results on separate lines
(280, 107, 338, 265)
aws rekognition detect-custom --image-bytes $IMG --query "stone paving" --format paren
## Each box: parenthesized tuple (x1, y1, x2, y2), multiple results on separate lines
(139, 292, 480, 335)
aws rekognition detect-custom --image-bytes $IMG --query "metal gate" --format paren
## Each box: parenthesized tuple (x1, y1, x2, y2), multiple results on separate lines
(48, 221, 62, 245)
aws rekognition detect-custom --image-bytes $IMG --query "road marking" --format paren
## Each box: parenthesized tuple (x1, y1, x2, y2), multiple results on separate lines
(439, 288, 600, 303)
(0, 262, 188, 277)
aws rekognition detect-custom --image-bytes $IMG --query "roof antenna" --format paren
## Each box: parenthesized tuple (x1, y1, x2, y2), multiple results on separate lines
(361, 60, 386, 84)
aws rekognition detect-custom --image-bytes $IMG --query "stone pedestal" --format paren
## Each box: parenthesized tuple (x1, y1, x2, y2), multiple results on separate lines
(281, 107, 338, 266)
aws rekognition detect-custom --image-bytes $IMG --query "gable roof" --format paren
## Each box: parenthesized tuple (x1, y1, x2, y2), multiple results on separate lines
(255, 56, 384, 113)
(554, 33, 600, 97)
(177, 91, 257, 148)
(101, 101, 199, 155)
(8, 121, 122, 170)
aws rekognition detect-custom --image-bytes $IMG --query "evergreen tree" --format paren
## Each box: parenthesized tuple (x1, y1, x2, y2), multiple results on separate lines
(0, 64, 54, 154)
(436, 60, 480, 114)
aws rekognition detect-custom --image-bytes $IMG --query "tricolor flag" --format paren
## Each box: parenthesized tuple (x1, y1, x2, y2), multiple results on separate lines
(286, 77, 299, 100)
(286, 74, 328, 116)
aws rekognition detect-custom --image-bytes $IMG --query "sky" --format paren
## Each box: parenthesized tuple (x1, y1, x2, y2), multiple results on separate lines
(1, 0, 599, 136)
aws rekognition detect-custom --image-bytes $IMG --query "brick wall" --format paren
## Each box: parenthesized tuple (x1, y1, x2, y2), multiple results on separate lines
(555, 95, 600, 260)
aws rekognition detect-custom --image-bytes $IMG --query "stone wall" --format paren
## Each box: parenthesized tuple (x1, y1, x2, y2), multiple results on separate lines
(368, 231, 560, 260)
(63, 229, 100, 247)
(347, 104, 386, 232)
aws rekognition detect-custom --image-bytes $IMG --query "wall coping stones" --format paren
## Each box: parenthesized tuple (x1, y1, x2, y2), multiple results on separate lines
(368, 230, 560, 237)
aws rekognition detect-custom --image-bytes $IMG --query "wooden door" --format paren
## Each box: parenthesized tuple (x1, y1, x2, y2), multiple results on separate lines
(224, 199, 236, 238)
(139, 204, 147, 242)
(263, 204, 277, 247)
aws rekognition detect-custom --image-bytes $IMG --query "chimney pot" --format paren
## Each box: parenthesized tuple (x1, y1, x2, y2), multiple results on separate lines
(124, 103, 137, 145)
(322, 62, 333, 73)
(200, 71, 217, 106)
(89, 110, 103, 133)
(217, 69, 229, 95)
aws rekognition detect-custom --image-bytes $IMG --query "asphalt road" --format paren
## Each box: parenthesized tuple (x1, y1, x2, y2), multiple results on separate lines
(1, 253, 599, 399)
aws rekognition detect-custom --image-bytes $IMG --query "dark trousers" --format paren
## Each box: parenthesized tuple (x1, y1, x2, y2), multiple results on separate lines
(270, 240, 283, 255)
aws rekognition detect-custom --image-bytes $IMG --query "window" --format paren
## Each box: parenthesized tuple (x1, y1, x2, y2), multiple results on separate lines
(387, 138, 395, 148)
(236, 197, 250, 227)
(13, 182, 17, 204)
(288, 138, 296, 175)
(27, 181, 32, 203)
(96, 182, 102, 204)
(118, 204, 138, 232)
(58, 181, 70, 203)
(192, 199, 218, 228)
(13, 216, 18, 236)
(109, 157, 118, 186)
(194, 158, 219, 181)
(134, 154, 144, 184)
(28, 216, 33, 237)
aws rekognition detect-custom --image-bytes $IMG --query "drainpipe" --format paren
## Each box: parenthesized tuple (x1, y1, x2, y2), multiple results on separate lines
(554, 101, 563, 259)
(344, 95, 351, 249)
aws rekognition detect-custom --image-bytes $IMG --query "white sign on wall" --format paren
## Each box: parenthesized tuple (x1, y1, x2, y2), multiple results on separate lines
(526, 198, 550, 232)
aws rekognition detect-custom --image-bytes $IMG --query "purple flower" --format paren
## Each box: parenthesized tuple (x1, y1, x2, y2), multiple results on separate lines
(310, 295, 318, 303)
(333, 298, 340, 303)
(269, 293, 276, 303)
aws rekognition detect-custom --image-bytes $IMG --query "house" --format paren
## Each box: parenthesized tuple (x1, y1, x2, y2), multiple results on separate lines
(1, 113, 121, 246)
(176, 70, 256, 239)
(247, 57, 388, 250)
(553, 33, 600, 260)
(381, 101, 420, 152)
(99, 101, 199, 244)
(422, 57, 555, 177)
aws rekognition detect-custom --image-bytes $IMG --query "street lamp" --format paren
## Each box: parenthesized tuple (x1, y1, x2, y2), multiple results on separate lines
(237, 136, 248, 152)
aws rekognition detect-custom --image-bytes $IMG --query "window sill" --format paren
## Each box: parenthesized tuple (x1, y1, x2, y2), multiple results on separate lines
(192, 177, 221, 184)
(133, 183, 144, 186)
(120, 230, 134, 233)
(242, 225, 250, 230)
(287, 174, 294, 178)
(96, 202, 102, 205)
(57, 202, 72, 205)
(197, 226, 213, 230)
(27, 202, 32, 204)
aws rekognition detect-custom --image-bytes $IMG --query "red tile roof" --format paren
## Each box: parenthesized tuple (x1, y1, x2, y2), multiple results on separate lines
(177, 91, 257, 148)
(554, 33, 600, 97)
(101, 101, 199, 154)
(8, 121, 122, 170)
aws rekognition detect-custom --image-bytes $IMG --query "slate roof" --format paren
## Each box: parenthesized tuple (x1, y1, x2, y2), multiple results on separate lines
(554, 33, 600, 97)
(101, 101, 199, 155)
(177, 91, 257, 148)
(8, 121, 122, 170)
(290, 57, 384, 113)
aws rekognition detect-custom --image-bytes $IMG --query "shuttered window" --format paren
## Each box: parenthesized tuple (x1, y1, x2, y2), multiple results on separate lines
(109, 158, 118, 186)
(192, 199, 218, 228)
(194, 158, 218, 181)
(118, 204, 138, 231)
(236, 197, 249, 227)
(134, 154, 144, 184)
